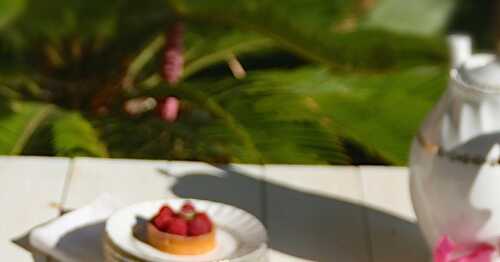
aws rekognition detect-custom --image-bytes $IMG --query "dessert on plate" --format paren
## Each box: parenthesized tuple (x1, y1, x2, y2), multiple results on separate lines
(147, 201, 215, 255)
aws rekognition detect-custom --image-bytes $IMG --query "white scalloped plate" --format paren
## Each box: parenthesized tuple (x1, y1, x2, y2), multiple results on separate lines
(105, 199, 267, 262)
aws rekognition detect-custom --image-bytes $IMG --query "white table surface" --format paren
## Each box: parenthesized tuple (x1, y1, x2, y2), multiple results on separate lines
(0, 157, 428, 262)
(0, 157, 70, 262)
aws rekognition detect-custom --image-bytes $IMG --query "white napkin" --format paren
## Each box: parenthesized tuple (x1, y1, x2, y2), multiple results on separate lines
(29, 194, 124, 262)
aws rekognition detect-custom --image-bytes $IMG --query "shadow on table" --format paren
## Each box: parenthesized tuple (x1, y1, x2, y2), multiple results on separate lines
(167, 165, 429, 262)
(54, 222, 106, 261)
(12, 221, 106, 262)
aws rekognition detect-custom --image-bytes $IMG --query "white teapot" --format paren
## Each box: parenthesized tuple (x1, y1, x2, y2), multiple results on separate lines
(410, 35, 500, 255)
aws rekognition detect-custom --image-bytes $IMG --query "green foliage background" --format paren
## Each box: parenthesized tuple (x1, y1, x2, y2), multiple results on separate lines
(0, 0, 493, 165)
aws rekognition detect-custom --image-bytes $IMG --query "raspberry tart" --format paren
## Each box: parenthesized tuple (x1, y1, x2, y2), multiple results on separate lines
(147, 201, 216, 255)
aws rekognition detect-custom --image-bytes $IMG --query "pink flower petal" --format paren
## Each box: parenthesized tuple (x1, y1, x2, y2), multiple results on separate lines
(452, 244, 495, 262)
(433, 236, 495, 262)
(434, 236, 456, 262)
(159, 97, 180, 122)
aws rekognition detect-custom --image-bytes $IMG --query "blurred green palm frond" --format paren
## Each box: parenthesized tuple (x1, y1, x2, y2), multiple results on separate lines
(317, 67, 448, 164)
(52, 111, 108, 157)
(183, 28, 275, 78)
(226, 66, 447, 164)
(110, 76, 346, 164)
(0, 101, 53, 154)
(125, 27, 276, 89)
(129, 64, 446, 164)
(0, 0, 25, 30)
(167, 0, 450, 70)
(0, 0, 469, 164)
(0, 101, 107, 157)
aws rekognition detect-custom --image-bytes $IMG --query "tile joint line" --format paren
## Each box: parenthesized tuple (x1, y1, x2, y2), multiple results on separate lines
(57, 158, 76, 215)
(358, 166, 375, 262)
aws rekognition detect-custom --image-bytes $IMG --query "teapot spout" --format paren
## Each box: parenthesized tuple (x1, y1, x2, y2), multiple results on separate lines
(448, 34, 472, 68)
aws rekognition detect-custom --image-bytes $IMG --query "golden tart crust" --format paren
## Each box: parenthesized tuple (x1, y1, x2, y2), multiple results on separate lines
(147, 223, 216, 255)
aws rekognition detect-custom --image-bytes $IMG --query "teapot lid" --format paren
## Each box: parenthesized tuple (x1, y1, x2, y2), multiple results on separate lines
(457, 54, 500, 93)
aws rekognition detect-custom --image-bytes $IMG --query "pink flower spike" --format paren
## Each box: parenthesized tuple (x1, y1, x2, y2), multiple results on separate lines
(159, 97, 180, 123)
(434, 236, 455, 262)
(163, 22, 184, 85)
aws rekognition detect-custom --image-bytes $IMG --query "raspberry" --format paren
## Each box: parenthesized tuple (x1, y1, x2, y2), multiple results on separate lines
(181, 202, 195, 213)
(152, 205, 174, 231)
(167, 217, 188, 236)
(158, 205, 174, 217)
(152, 213, 173, 232)
(188, 213, 213, 236)
(195, 212, 211, 222)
